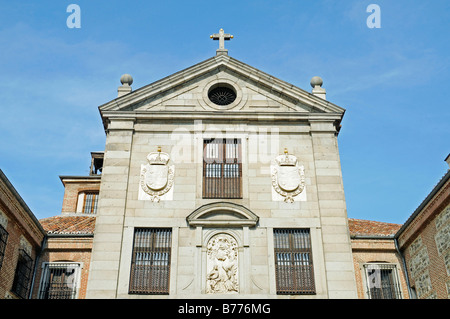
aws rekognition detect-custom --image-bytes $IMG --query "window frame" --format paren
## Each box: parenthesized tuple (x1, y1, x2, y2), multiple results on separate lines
(11, 249, 34, 299)
(38, 262, 82, 299)
(129, 228, 172, 295)
(81, 191, 98, 214)
(363, 263, 403, 299)
(273, 228, 316, 295)
(202, 138, 242, 199)
(0, 224, 8, 270)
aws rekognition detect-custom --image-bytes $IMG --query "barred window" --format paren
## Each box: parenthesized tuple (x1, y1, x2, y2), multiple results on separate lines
(82, 192, 98, 214)
(38, 262, 81, 299)
(203, 138, 242, 199)
(0, 224, 8, 270)
(11, 249, 34, 299)
(129, 228, 172, 295)
(274, 229, 315, 294)
(364, 263, 402, 299)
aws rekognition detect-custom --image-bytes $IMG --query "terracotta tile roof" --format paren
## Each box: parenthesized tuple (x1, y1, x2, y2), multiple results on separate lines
(39, 216, 96, 235)
(348, 218, 402, 237)
(38, 216, 399, 238)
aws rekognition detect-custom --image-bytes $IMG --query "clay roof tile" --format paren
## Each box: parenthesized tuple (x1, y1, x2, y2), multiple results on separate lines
(348, 218, 402, 237)
(39, 216, 96, 235)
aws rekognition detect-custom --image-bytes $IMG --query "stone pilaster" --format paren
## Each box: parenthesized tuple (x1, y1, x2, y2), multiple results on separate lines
(310, 120, 357, 298)
(86, 118, 134, 298)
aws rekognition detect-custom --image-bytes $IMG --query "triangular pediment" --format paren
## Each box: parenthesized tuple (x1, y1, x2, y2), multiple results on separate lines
(99, 55, 345, 119)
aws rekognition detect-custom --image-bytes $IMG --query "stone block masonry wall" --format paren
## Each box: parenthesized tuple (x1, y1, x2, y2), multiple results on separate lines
(310, 121, 357, 298)
(85, 119, 134, 299)
(434, 203, 450, 298)
(84, 117, 359, 298)
(404, 202, 450, 299)
(85, 61, 360, 298)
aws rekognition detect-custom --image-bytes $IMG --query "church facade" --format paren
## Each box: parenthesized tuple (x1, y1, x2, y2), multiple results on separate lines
(4, 31, 450, 300)
(84, 31, 357, 299)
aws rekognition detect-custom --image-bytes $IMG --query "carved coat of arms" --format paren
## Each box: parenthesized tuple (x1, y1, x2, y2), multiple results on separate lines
(140, 148, 174, 202)
(271, 150, 305, 203)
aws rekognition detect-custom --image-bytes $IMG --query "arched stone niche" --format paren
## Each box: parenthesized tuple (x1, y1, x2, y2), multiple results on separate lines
(186, 202, 259, 294)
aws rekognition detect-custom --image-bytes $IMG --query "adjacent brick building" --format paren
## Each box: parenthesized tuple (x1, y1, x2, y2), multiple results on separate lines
(349, 155, 450, 299)
(0, 155, 99, 300)
(0, 170, 45, 299)
(28, 154, 100, 299)
(30, 216, 95, 299)
(349, 218, 410, 299)
(395, 160, 450, 299)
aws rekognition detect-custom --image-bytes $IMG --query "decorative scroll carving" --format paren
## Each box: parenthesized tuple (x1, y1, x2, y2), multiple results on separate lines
(206, 233, 239, 294)
(140, 147, 174, 202)
(271, 149, 305, 203)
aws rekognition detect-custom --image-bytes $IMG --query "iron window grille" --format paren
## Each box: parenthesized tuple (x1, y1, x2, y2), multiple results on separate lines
(38, 262, 81, 299)
(82, 192, 98, 214)
(363, 263, 402, 299)
(273, 229, 315, 295)
(203, 138, 242, 199)
(129, 228, 172, 295)
(0, 224, 8, 270)
(11, 249, 33, 299)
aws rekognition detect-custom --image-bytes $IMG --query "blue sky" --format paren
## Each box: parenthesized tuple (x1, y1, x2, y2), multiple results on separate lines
(0, 1, 448, 223)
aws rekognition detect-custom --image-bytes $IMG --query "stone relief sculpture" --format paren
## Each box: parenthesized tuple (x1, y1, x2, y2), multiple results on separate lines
(140, 147, 174, 202)
(206, 233, 239, 294)
(271, 149, 305, 203)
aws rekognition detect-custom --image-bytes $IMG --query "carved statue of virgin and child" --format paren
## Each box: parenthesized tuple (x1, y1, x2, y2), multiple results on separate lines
(206, 234, 239, 294)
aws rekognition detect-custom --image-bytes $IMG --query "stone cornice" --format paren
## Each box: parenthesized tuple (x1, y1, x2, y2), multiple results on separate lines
(103, 111, 343, 127)
(59, 175, 102, 186)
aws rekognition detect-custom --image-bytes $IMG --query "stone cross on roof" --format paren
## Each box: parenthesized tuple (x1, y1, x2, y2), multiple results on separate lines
(210, 28, 233, 55)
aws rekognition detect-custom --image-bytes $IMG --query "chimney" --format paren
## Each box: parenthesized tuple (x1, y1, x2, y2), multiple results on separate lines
(118, 74, 133, 97)
(445, 154, 450, 169)
(310, 76, 326, 100)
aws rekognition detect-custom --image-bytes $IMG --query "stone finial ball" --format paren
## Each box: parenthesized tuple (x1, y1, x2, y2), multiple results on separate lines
(120, 74, 133, 86)
(310, 76, 323, 88)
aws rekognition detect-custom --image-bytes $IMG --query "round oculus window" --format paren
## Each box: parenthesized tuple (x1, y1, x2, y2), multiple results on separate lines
(208, 86, 237, 106)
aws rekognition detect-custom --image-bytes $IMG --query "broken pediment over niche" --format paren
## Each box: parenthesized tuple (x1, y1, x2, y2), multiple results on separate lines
(186, 202, 259, 228)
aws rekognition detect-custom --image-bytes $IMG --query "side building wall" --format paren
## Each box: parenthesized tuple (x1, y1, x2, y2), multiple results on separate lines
(0, 170, 45, 299)
(397, 171, 450, 299)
